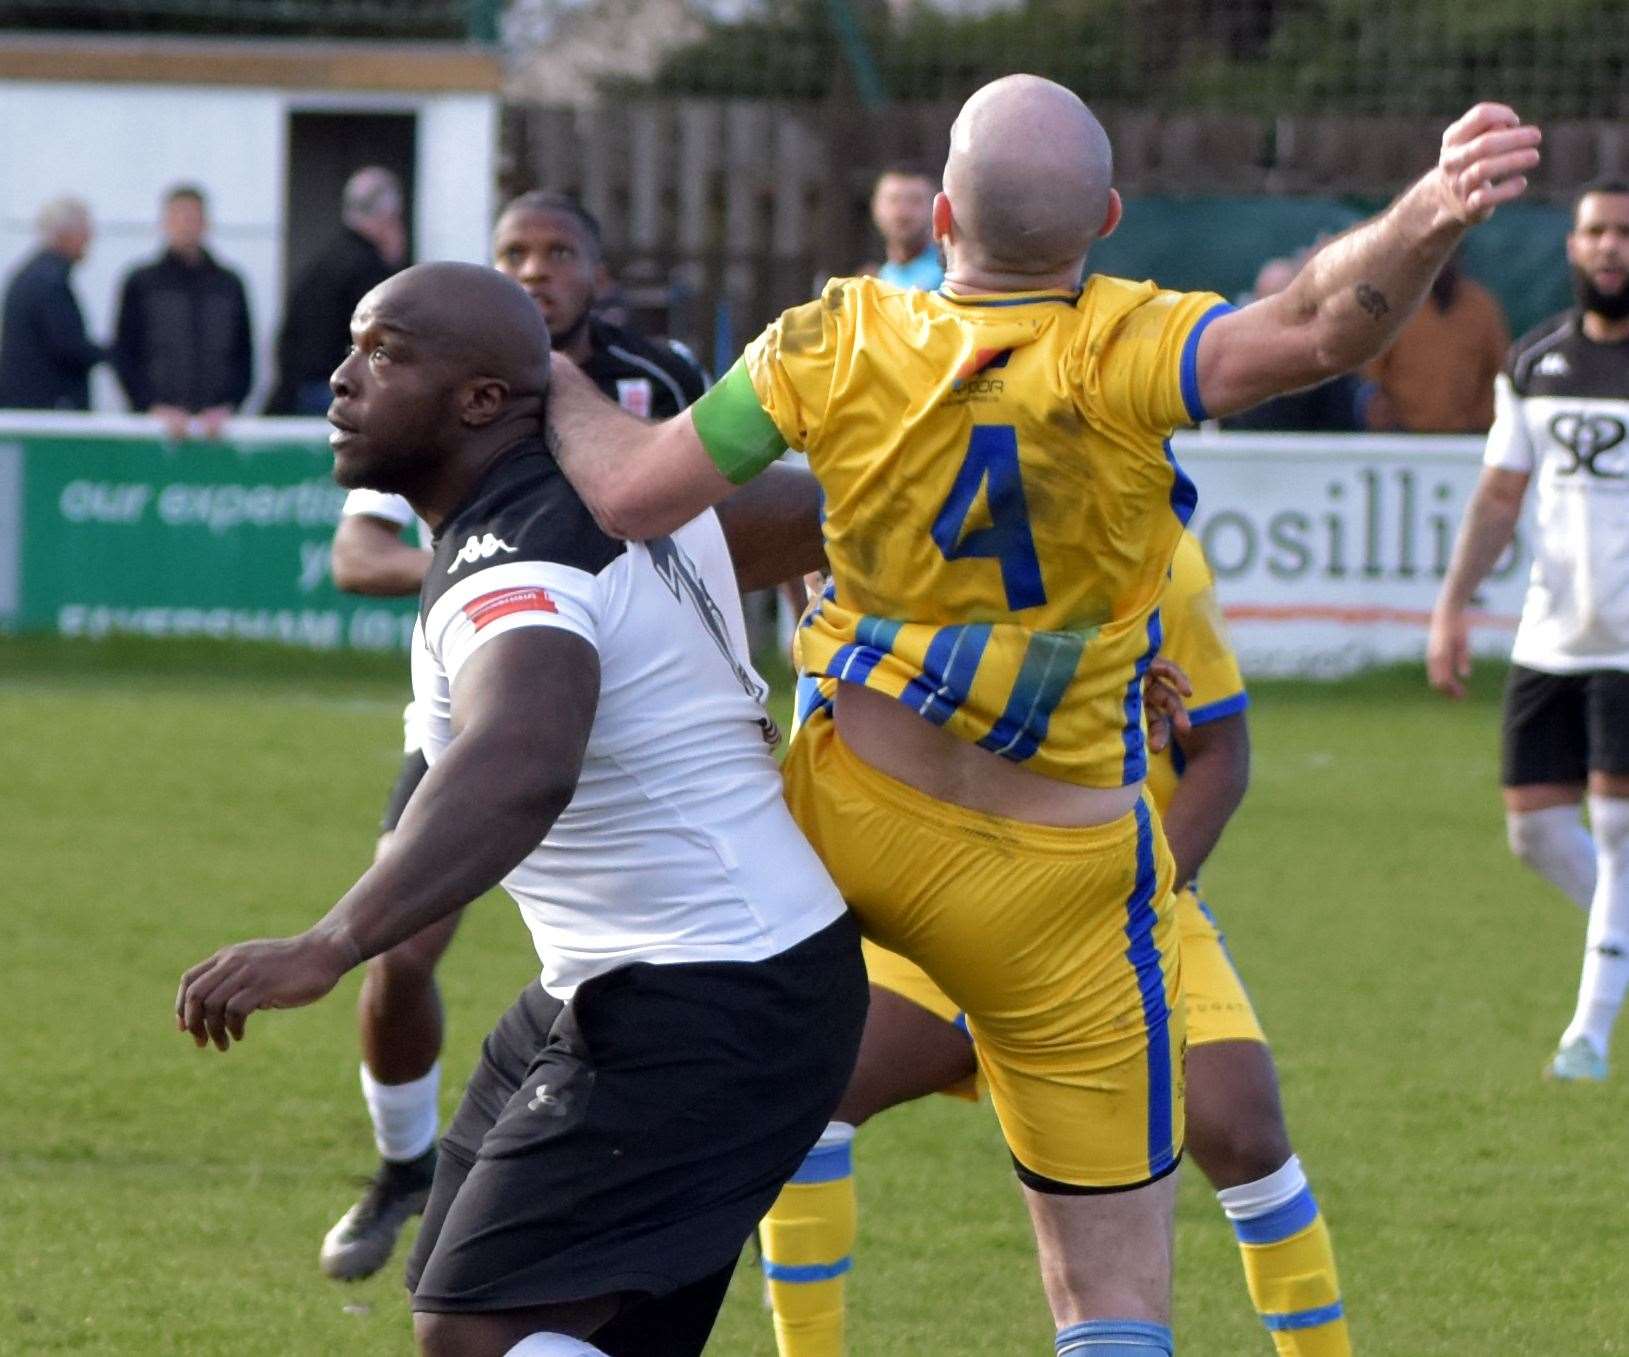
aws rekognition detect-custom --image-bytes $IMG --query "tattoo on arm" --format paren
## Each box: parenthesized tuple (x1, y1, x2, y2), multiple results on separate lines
(1355, 284, 1391, 320)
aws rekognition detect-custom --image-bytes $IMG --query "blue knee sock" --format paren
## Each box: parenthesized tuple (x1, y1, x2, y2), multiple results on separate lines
(1056, 1319, 1173, 1355)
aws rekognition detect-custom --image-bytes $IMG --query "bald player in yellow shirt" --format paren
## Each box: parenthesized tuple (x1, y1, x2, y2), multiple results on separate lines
(545, 77, 1539, 1357)
(761, 533, 1349, 1357)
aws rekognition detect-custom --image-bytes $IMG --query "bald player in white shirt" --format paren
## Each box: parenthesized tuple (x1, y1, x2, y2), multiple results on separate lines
(178, 261, 860, 1357)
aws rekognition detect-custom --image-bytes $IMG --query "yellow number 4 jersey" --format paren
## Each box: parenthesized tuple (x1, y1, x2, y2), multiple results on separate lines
(698, 274, 1231, 789)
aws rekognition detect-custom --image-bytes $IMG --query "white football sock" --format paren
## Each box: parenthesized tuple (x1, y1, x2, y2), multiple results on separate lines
(1507, 805, 1596, 912)
(504, 1334, 609, 1356)
(1215, 1154, 1304, 1221)
(1561, 797, 1629, 1057)
(359, 1061, 440, 1162)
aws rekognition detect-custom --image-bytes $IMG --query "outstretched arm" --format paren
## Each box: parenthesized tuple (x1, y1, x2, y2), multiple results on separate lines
(1426, 467, 1529, 700)
(176, 627, 597, 1049)
(1195, 104, 1541, 419)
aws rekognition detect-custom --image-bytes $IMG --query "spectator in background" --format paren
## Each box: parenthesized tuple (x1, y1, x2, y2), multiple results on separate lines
(112, 185, 252, 440)
(0, 197, 105, 410)
(267, 166, 405, 415)
(1363, 251, 1510, 432)
(495, 191, 706, 415)
(1223, 254, 1371, 432)
(866, 167, 944, 290)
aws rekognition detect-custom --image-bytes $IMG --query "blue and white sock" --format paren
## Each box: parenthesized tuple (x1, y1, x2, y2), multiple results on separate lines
(1217, 1155, 1349, 1351)
(1055, 1319, 1173, 1355)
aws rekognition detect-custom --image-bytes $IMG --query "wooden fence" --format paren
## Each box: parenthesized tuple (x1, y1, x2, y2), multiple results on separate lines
(502, 99, 1629, 363)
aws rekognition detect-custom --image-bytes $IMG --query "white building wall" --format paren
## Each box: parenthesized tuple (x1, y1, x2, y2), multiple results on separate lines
(417, 94, 498, 268)
(0, 81, 496, 413)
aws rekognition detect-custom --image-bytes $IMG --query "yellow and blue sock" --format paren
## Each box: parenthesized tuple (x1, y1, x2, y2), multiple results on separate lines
(1055, 1319, 1173, 1354)
(761, 1121, 857, 1357)
(1217, 1155, 1351, 1356)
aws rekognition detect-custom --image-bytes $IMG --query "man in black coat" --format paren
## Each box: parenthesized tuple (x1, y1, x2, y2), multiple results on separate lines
(267, 166, 405, 415)
(0, 197, 105, 410)
(112, 185, 253, 439)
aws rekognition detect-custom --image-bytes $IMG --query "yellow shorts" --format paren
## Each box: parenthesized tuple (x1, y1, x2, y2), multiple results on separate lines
(782, 716, 1184, 1190)
(862, 885, 1263, 1104)
(1177, 887, 1267, 1047)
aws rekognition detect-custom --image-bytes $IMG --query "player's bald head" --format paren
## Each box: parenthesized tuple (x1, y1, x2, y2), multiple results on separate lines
(941, 75, 1113, 275)
(357, 261, 551, 399)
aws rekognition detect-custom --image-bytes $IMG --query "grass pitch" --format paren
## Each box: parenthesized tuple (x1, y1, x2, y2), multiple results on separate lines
(2, 636, 1625, 1354)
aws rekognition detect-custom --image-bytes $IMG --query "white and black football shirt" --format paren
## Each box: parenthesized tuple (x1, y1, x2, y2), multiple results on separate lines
(1485, 309, 1629, 673)
(411, 443, 846, 999)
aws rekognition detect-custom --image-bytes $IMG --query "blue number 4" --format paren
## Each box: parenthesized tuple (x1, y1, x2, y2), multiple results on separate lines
(930, 424, 1047, 610)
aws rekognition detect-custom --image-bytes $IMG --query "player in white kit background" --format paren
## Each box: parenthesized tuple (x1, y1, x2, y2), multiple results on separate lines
(319, 192, 710, 1285)
(1429, 180, 1629, 1081)
(177, 261, 864, 1357)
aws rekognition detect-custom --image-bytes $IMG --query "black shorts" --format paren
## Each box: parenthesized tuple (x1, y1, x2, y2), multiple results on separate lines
(1501, 664, 1629, 786)
(406, 912, 866, 1349)
(379, 749, 429, 833)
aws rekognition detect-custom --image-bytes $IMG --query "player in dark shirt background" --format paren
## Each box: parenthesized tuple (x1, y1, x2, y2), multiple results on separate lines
(495, 192, 706, 420)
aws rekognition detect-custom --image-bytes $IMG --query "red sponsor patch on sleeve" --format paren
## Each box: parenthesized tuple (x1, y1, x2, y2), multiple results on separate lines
(462, 587, 559, 630)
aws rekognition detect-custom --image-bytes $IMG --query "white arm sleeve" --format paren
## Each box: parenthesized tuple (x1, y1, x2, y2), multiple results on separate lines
(1483, 373, 1535, 473)
(422, 560, 600, 686)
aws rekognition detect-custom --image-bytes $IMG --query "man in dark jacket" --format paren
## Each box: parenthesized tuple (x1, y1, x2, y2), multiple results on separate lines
(0, 197, 105, 410)
(267, 166, 405, 415)
(112, 185, 253, 439)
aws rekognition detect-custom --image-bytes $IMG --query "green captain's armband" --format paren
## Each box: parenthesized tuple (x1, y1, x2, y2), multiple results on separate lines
(691, 360, 787, 485)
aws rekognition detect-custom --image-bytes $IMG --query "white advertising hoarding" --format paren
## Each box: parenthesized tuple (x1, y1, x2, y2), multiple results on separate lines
(1177, 432, 1526, 677)
(2, 423, 1530, 677)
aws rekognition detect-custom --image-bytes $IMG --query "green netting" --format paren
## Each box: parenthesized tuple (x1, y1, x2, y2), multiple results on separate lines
(635, 0, 1629, 120)
(1091, 198, 1364, 298)
(1095, 197, 1574, 339)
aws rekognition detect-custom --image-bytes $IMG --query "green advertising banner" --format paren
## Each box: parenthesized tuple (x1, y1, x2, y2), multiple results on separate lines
(0, 416, 416, 651)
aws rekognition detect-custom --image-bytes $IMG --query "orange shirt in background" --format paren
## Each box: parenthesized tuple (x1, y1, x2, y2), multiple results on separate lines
(1363, 276, 1511, 432)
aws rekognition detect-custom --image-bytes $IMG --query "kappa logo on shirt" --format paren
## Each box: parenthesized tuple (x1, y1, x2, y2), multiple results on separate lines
(447, 533, 518, 574)
(1536, 351, 1571, 378)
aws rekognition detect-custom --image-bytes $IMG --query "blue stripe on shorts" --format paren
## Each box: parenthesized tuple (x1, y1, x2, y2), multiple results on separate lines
(1123, 798, 1175, 1175)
